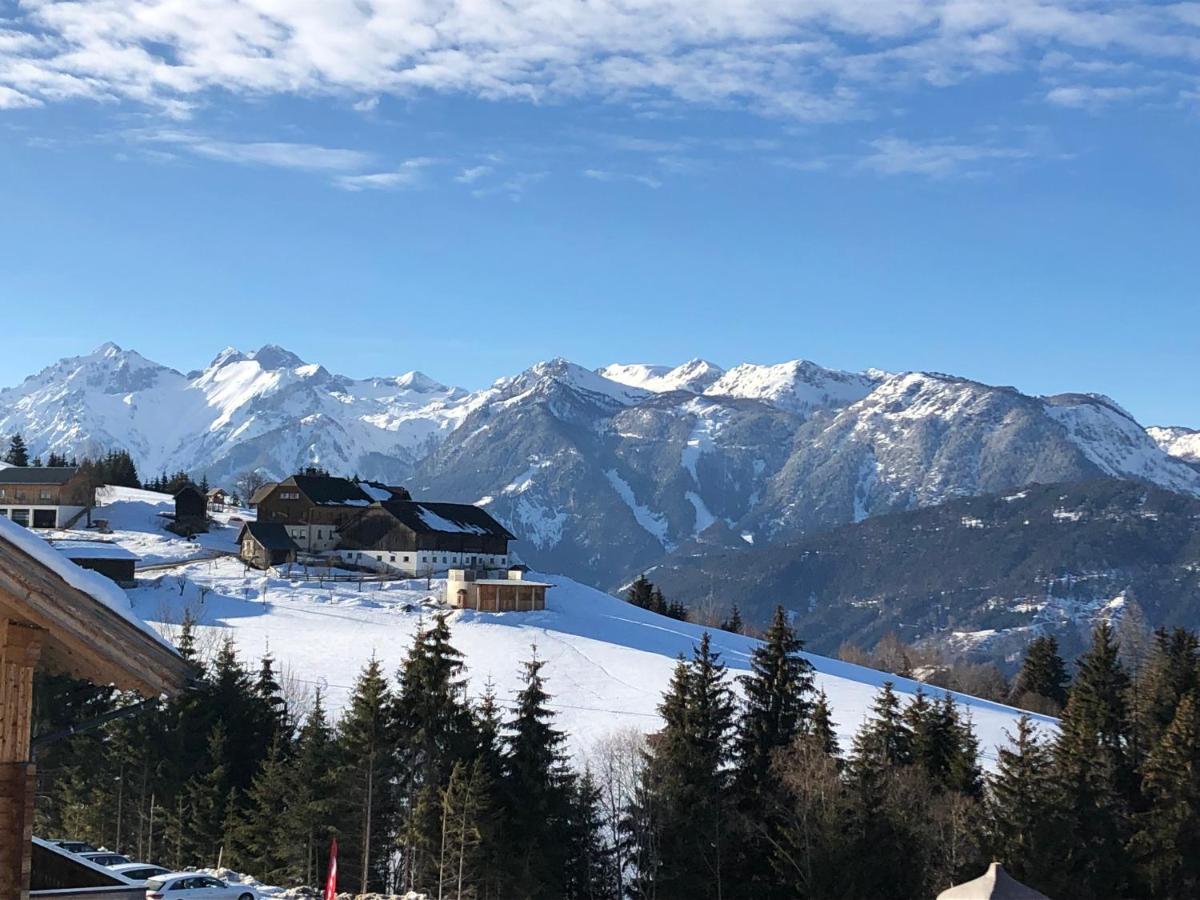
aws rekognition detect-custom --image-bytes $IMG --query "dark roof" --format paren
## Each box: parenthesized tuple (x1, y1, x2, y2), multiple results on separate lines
(175, 484, 204, 499)
(206, 488, 226, 498)
(238, 521, 299, 551)
(249, 482, 277, 505)
(0, 466, 79, 485)
(380, 500, 516, 540)
(288, 474, 372, 506)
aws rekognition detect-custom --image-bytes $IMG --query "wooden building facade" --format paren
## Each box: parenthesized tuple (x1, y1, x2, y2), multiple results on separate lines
(446, 568, 550, 611)
(0, 467, 94, 529)
(0, 519, 190, 900)
(238, 522, 299, 570)
(255, 474, 410, 552)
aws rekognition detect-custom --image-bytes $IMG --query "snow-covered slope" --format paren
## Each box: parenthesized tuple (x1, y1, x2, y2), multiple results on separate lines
(599, 359, 725, 394)
(1148, 425, 1200, 464)
(703, 359, 881, 417)
(124, 553, 1049, 767)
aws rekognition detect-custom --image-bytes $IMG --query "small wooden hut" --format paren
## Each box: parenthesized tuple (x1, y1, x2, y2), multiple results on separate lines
(238, 522, 299, 569)
(0, 518, 190, 899)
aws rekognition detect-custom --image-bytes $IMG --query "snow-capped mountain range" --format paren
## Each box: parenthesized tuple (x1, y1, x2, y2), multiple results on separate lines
(2, 343, 1197, 587)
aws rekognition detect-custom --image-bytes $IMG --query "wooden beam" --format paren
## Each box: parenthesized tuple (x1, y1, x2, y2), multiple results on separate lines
(0, 620, 43, 765)
(0, 540, 190, 698)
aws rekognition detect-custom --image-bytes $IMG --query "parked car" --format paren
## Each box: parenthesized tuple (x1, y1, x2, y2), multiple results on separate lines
(79, 851, 132, 867)
(49, 839, 98, 854)
(111, 862, 171, 884)
(144, 873, 258, 899)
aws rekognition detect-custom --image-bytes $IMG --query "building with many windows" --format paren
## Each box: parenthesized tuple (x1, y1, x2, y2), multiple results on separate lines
(0, 467, 93, 529)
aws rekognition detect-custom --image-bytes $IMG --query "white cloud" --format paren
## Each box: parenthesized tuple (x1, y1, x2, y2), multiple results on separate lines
(0, 1, 1195, 122)
(1045, 84, 1157, 110)
(583, 168, 662, 189)
(0, 85, 40, 109)
(858, 136, 1032, 178)
(138, 131, 374, 171)
(455, 165, 493, 184)
(334, 158, 435, 191)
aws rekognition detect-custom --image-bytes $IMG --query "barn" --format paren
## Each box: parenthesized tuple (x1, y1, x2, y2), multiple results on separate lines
(49, 541, 138, 587)
(237, 522, 299, 570)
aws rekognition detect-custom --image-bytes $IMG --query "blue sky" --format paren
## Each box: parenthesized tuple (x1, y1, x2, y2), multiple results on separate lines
(1, 0, 1197, 426)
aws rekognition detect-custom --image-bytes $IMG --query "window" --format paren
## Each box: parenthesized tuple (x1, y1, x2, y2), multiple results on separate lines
(0, 489, 6, 498)
(39, 490, 52, 500)
(10, 509, 29, 527)
(404, 555, 409, 562)
(389, 555, 396, 562)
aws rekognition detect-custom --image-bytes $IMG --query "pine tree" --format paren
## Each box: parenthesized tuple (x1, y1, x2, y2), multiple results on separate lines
(1012, 635, 1069, 713)
(1136, 627, 1200, 754)
(394, 614, 476, 891)
(173, 722, 235, 867)
(228, 736, 297, 881)
(986, 715, 1056, 891)
(292, 690, 337, 888)
(629, 635, 735, 900)
(1130, 691, 1200, 898)
(562, 769, 615, 900)
(626, 574, 654, 610)
(736, 605, 815, 791)
(436, 757, 499, 900)
(255, 651, 289, 744)
(502, 649, 574, 898)
(849, 681, 911, 776)
(334, 657, 396, 895)
(808, 688, 840, 759)
(720, 604, 744, 634)
(5, 433, 29, 467)
(1049, 622, 1135, 899)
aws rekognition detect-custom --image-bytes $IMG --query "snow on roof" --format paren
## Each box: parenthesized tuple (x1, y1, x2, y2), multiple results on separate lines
(358, 481, 393, 502)
(0, 517, 175, 651)
(416, 505, 490, 534)
(30, 838, 138, 886)
(51, 540, 140, 561)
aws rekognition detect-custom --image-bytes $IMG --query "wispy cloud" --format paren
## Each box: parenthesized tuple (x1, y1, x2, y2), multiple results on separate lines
(455, 165, 493, 184)
(334, 159, 435, 191)
(583, 168, 662, 189)
(1045, 84, 1158, 110)
(143, 130, 374, 172)
(857, 136, 1033, 178)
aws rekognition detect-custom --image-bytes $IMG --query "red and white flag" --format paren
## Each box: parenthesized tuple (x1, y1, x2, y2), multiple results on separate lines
(324, 837, 338, 900)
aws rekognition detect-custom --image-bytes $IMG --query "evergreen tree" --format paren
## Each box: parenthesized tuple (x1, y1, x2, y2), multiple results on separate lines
(291, 690, 337, 887)
(173, 722, 234, 867)
(502, 650, 575, 898)
(736, 605, 815, 791)
(720, 604, 744, 634)
(333, 657, 396, 895)
(1136, 627, 1200, 754)
(849, 681, 911, 776)
(808, 688, 840, 759)
(986, 715, 1057, 891)
(626, 574, 654, 610)
(228, 736, 297, 881)
(1012, 635, 1069, 713)
(1049, 623, 1135, 899)
(630, 635, 735, 900)
(436, 757, 499, 900)
(5, 433, 29, 466)
(562, 769, 615, 900)
(254, 651, 289, 744)
(394, 614, 476, 892)
(1130, 691, 1200, 898)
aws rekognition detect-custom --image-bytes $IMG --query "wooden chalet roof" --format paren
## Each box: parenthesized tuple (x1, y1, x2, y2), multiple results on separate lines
(0, 466, 79, 485)
(249, 482, 277, 505)
(238, 522, 299, 552)
(288, 474, 372, 506)
(379, 500, 516, 540)
(0, 519, 190, 697)
(174, 484, 204, 499)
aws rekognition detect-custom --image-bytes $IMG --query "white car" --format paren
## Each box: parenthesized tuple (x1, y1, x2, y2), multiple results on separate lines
(144, 873, 258, 899)
(110, 862, 171, 884)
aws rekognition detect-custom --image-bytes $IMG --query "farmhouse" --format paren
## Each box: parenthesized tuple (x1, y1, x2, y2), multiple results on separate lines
(337, 500, 515, 576)
(0, 467, 94, 529)
(446, 567, 551, 611)
(255, 474, 411, 553)
(0, 518, 190, 899)
(49, 540, 138, 587)
(237, 522, 299, 570)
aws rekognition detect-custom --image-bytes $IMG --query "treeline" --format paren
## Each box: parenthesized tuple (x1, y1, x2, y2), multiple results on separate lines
(34, 615, 1200, 899)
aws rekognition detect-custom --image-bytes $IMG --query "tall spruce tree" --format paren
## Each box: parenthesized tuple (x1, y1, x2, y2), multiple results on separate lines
(334, 657, 396, 895)
(291, 690, 337, 887)
(394, 614, 476, 892)
(502, 650, 575, 898)
(1130, 691, 1200, 898)
(1136, 628, 1200, 755)
(736, 605, 815, 792)
(228, 736, 297, 881)
(1049, 622, 1135, 899)
(630, 634, 735, 900)
(5, 433, 29, 466)
(1012, 635, 1069, 713)
(986, 715, 1057, 891)
(808, 688, 840, 758)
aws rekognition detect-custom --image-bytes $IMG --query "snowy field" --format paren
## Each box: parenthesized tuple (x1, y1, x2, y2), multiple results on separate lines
(41, 485, 249, 566)
(43, 485, 1052, 768)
